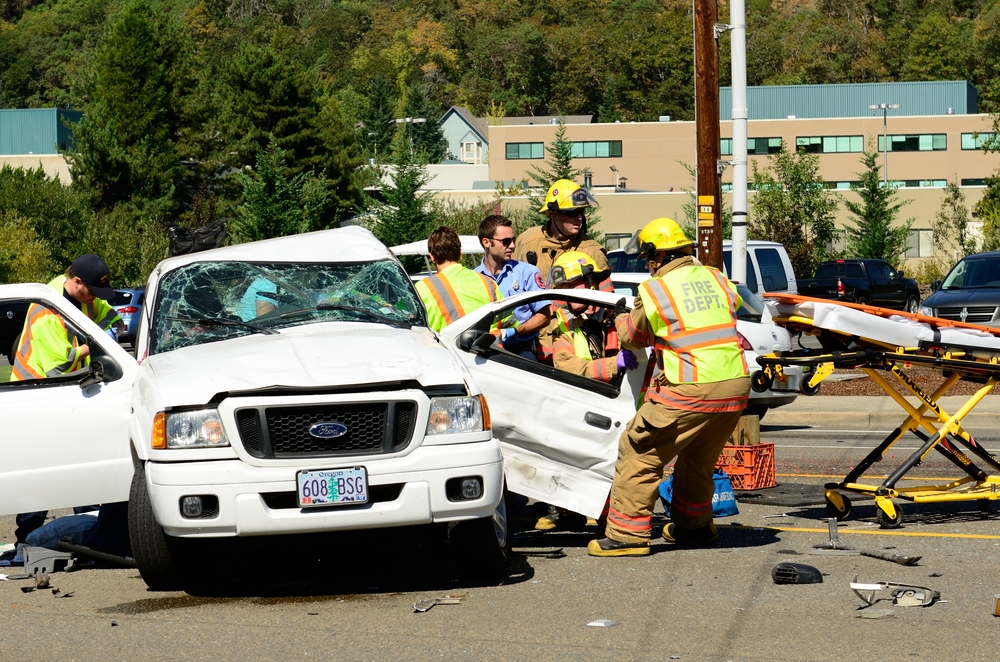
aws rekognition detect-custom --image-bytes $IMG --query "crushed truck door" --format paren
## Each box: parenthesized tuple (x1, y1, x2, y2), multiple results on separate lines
(440, 290, 646, 519)
(0, 284, 137, 516)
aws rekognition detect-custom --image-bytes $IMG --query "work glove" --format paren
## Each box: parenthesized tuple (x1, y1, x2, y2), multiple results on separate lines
(616, 349, 638, 371)
(613, 297, 628, 319)
(499, 327, 517, 343)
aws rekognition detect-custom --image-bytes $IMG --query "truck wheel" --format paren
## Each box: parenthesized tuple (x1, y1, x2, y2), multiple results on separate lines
(129, 465, 183, 591)
(450, 487, 513, 579)
(905, 296, 919, 314)
(855, 296, 869, 306)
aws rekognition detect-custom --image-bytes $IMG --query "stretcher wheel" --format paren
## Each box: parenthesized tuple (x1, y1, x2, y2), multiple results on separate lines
(751, 371, 773, 393)
(800, 378, 821, 396)
(825, 494, 852, 521)
(876, 502, 903, 529)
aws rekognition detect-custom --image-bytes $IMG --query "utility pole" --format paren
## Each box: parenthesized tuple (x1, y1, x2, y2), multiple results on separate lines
(728, 0, 748, 285)
(695, 0, 723, 269)
(869, 103, 900, 187)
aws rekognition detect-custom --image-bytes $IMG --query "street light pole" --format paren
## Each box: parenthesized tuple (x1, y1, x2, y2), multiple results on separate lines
(869, 103, 900, 187)
(367, 132, 377, 165)
(394, 117, 427, 157)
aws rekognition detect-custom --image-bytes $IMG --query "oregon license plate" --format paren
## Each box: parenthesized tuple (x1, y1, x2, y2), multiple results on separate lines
(776, 374, 789, 390)
(296, 467, 368, 508)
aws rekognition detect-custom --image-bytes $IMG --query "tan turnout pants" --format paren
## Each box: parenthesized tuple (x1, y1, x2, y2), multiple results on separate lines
(606, 385, 748, 544)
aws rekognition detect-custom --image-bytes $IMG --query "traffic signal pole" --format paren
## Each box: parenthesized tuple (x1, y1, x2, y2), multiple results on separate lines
(694, 0, 723, 270)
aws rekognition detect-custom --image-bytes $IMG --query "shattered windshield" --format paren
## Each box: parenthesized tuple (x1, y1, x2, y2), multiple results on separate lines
(150, 260, 425, 355)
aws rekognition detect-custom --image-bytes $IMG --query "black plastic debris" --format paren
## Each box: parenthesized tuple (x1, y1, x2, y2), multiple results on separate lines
(772, 562, 823, 584)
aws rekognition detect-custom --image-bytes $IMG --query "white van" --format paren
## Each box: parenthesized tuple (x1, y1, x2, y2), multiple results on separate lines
(608, 240, 797, 294)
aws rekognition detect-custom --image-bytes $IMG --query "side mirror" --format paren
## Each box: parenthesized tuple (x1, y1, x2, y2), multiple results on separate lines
(458, 329, 479, 351)
(931, 280, 941, 292)
(79, 359, 106, 389)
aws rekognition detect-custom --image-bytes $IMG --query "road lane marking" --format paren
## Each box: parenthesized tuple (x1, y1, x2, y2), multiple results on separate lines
(775, 473, 962, 480)
(723, 524, 1000, 540)
(770, 444, 1000, 452)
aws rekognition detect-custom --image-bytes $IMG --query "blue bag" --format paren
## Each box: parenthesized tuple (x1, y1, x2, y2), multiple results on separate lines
(658, 469, 739, 518)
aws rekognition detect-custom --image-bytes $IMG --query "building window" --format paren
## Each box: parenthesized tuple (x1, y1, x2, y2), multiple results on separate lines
(961, 178, 986, 186)
(961, 133, 996, 150)
(826, 181, 860, 189)
(460, 141, 483, 164)
(905, 229, 934, 258)
(505, 142, 544, 160)
(890, 179, 947, 189)
(795, 136, 864, 154)
(877, 134, 947, 152)
(569, 141, 622, 158)
(721, 137, 781, 157)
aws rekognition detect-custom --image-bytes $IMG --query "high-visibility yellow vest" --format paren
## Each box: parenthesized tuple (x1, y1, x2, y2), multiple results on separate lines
(553, 307, 594, 360)
(638, 264, 747, 386)
(10, 275, 122, 381)
(416, 263, 503, 332)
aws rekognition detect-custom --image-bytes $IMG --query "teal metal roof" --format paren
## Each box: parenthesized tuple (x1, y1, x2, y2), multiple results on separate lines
(719, 81, 977, 120)
(0, 108, 83, 155)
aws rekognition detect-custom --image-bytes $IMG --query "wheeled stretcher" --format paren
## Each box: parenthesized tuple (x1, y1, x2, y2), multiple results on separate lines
(754, 294, 1000, 528)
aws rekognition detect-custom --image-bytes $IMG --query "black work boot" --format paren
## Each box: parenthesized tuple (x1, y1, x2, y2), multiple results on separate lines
(662, 522, 718, 548)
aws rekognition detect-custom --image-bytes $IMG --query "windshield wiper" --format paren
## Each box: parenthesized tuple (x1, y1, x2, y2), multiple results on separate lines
(278, 302, 414, 328)
(166, 316, 279, 335)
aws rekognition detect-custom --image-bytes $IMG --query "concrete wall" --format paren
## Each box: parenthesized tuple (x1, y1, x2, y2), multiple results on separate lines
(0, 154, 72, 182)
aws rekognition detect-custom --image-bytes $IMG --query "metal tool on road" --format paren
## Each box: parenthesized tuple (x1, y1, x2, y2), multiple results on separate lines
(850, 574, 939, 607)
(413, 595, 463, 613)
(811, 518, 921, 565)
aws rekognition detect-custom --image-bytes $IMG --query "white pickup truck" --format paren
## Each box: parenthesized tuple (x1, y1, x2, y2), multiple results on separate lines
(0, 226, 649, 590)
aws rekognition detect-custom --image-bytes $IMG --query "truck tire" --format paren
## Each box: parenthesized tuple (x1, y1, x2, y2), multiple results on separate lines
(128, 465, 183, 591)
(855, 296, 869, 306)
(905, 296, 919, 314)
(450, 487, 513, 580)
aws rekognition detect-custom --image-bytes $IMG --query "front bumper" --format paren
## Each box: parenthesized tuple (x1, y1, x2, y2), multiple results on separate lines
(145, 440, 503, 537)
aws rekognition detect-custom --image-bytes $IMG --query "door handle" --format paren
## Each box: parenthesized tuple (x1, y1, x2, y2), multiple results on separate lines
(584, 412, 612, 430)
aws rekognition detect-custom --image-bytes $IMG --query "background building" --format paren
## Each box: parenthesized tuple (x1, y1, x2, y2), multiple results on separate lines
(0, 108, 81, 181)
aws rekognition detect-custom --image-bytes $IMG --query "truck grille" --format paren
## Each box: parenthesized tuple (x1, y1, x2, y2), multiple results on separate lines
(234, 401, 418, 459)
(935, 306, 997, 324)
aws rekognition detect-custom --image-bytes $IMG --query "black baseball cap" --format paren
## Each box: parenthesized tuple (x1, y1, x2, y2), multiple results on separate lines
(70, 254, 115, 300)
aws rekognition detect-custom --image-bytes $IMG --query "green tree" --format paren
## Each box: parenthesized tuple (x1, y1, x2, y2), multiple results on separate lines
(367, 147, 438, 272)
(0, 213, 53, 284)
(81, 201, 169, 287)
(361, 75, 398, 164)
(974, 174, 1000, 252)
(525, 118, 584, 224)
(749, 144, 839, 278)
(932, 181, 977, 267)
(843, 149, 913, 263)
(68, 0, 186, 211)
(404, 83, 447, 163)
(231, 138, 331, 244)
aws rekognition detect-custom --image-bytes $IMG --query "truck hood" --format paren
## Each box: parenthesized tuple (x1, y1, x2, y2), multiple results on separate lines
(923, 288, 1000, 308)
(141, 324, 464, 406)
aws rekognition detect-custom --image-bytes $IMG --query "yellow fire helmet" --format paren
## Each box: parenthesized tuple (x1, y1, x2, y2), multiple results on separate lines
(547, 251, 599, 288)
(623, 217, 694, 258)
(539, 179, 600, 215)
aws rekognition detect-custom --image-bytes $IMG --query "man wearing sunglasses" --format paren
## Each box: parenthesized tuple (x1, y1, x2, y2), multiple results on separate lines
(513, 179, 614, 294)
(475, 215, 550, 361)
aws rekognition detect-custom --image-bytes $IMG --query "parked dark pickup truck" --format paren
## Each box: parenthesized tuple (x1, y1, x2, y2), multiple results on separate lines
(798, 259, 921, 313)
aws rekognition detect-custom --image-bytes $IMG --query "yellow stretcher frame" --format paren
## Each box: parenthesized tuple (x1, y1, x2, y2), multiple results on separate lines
(755, 312, 1000, 528)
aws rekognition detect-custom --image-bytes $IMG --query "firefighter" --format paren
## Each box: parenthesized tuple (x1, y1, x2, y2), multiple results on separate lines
(415, 226, 513, 340)
(10, 254, 122, 382)
(587, 218, 750, 557)
(513, 179, 613, 293)
(534, 251, 638, 532)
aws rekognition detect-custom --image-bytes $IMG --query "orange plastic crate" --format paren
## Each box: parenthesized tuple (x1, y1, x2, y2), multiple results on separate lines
(716, 442, 776, 490)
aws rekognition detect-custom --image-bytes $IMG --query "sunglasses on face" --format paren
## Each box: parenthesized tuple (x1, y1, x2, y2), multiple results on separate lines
(490, 236, 515, 247)
(559, 209, 586, 219)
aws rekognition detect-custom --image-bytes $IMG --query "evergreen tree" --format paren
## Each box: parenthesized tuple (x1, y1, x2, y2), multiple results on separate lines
(843, 149, 913, 263)
(68, 0, 185, 211)
(749, 144, 839, 278)
(932, 181, 977, 267)
(361, 75, 397, 165)
(368, 146, 438, 272)
(231, 137, 330, 244)
(404, 83, 447, 163)
(974, 174, 1000, 252)
(526, 118, 584, 225)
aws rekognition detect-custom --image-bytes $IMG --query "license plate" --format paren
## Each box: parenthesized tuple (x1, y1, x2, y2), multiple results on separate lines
(776, 374, 789, 389)
(296, 467, 368, 508)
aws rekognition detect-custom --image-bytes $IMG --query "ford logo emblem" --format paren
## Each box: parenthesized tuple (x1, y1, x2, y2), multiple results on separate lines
(309, 422, 348, 439)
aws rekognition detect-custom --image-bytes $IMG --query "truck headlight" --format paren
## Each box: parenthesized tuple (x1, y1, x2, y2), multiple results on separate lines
(918, 305, 934, 317)
(155, 409, 230, 449)
(426, 396, 486, 435)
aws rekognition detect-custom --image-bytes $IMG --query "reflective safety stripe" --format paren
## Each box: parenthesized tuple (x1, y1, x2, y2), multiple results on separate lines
(47, 346, 80, 377)
(640, 279, 684, 334)
(665, 325, 739, 351)
(597, 274, 615, 293)
(646, 387, 748, 413)
(96, 309, 119, 329)
(707, 269, 740, 322)
(479, 274, 498, 303)
(424, 274, 464, 324)
(607, 507, 652, 532)
(622, 312, 653, 346)
(672, 495, 713, 518)
(11, 303, 82, 381)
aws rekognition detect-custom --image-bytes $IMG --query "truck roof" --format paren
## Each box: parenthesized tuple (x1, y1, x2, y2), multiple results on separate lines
(152, 226, 395, 275)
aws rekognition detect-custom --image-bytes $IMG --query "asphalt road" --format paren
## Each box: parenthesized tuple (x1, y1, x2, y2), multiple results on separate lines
(3, 413, 1000, 660)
